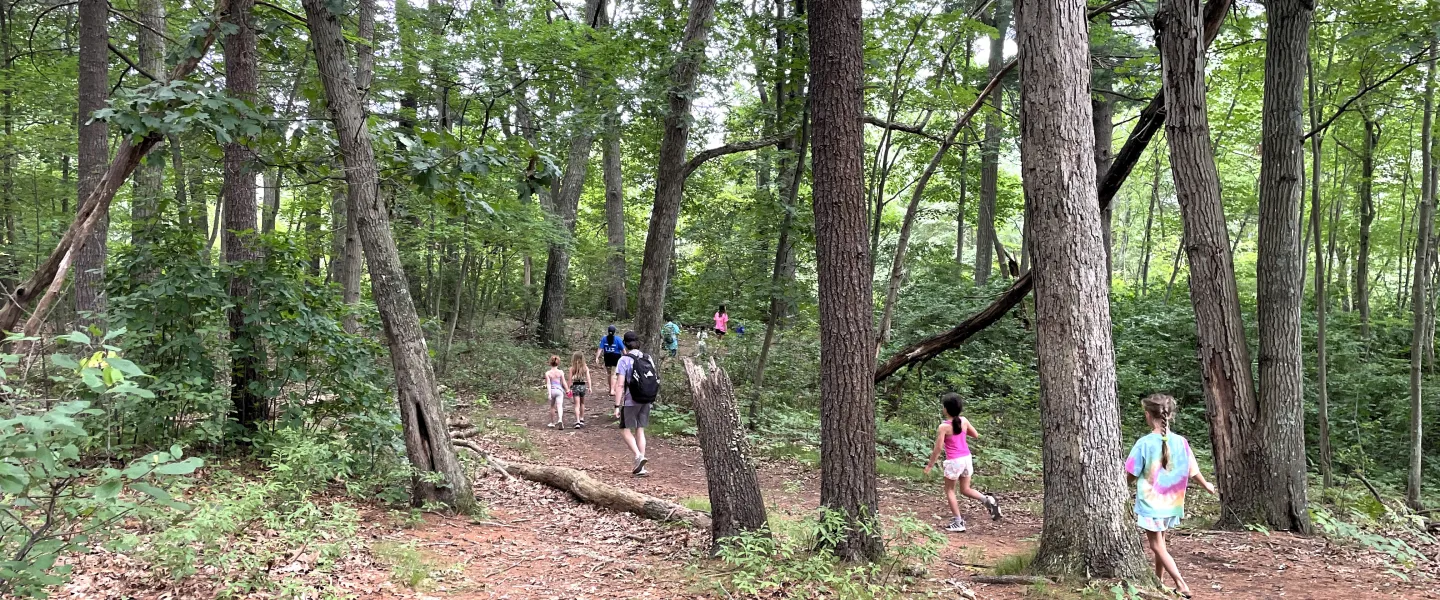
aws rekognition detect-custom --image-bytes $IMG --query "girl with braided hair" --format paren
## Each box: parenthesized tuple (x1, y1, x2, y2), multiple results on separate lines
(1125, 394, 1217, 598)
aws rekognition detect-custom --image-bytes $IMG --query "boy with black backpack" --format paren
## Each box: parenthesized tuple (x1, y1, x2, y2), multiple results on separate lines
(611, 331, 659, 476)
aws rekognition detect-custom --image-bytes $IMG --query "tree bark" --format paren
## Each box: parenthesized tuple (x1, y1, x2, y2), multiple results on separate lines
(1094, 96, 1114, 278)
(1157, 0, 1269, 528)
(334, 0, 375, 334)
(224, 0, 265, 432)
(633, 0, 719, 352)
(975, 0, 1012, 287)
(1140, 151, 1161, 292)
(1020, 0, 1148, 578)
(131, 0, 166, 255)
(482, 454, 711, 528)
(1409, 37, 1437, 511)
(303, 0, 474, 512)
(808, 0, 881, 562)
(1356, 116, 1376, 339)
(75, 0, 109, 324)
(684, 358, 768, 549)
(1255, 0, 1314, 534)
(1307, 56, 1332, 489)
(603, 113, 628, 320)
(537, 0, 612, 346)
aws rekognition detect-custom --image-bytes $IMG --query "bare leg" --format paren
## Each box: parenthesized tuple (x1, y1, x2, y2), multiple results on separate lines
(636, 427, 647, 458)
(574, 396, 584, 423)
(943, 478, 962, 520)
(957, 475, 988, 502)
(1145, 530, 1188, 594)
(621, 428, 642, 458)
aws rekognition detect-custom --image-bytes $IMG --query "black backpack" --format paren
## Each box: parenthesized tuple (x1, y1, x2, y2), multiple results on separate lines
(626, 353, 660, 404)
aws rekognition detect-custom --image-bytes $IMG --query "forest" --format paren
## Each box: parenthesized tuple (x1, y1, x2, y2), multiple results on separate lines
(1, 0, 1439, 597)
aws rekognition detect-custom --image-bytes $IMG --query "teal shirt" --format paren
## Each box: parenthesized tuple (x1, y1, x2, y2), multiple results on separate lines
(662, 322, 681, 350)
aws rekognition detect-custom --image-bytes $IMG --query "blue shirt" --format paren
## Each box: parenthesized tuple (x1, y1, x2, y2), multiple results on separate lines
(662, 322, 681, 350)
(599, 334, 626, 355)
(614, 349, 643, 406)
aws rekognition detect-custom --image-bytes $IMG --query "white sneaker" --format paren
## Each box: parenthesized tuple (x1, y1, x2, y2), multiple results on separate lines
(985, 495, 1003, 521)
(945, 518, 967, 533)
(633, 456, 648, 474)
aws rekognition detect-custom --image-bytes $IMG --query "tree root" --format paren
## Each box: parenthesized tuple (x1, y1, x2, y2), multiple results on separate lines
(970, 575, 1056, 585)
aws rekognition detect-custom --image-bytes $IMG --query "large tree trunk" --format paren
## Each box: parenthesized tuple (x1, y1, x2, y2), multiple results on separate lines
(1307, 56, 1332, 489)
(872, 0, 1232, 384)
(1158, 0, 1269, 528)
(684, 358, 768, 549)
(1409, 37, 1437, 511)
(1139, 152, 1161, 292)
(75, 0, 109, 324)
(334, 0, 374, 334)
(303, 0, 474, 512)
(224, 0, 265, 431)
(974, 0, 1012, 287)
(1021, 0, 1147, 578)
(808, 0, 881, 562)
(1356, 116, 1377, 339)
(633, 0, 719, 351)
(1255, 0, 1314, 534)
(1093, 96, 1114, 277)
(131, 0, 166, 254)
(537, 0, 612, 346)
(603, 113, 628, 320)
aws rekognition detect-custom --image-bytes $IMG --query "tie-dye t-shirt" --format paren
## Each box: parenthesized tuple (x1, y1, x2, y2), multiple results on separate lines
(1124, 432, 1199, 519)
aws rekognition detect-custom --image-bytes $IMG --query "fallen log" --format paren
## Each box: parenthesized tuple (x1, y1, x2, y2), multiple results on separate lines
(472, 450, 712, 529)
(874, 0, 1233, 383)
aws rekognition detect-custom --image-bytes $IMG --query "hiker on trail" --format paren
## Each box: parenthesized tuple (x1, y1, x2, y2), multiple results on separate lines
(568, 351, 590, 428)
(543, 355, 569, 429)
(1125, 394, 1217, 599)
(923, 392, 1002, 532)
(712, 305, 729, 339)
(612, 331, 659, 476)
(595, 324, 626, 385)
(662, 316, 682, 359)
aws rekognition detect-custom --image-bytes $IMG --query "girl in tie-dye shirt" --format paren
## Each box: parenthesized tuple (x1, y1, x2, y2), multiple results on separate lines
(1125, 394, 1216, 599)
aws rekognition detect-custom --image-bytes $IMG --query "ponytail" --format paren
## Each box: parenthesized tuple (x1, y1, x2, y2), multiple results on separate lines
(941, 393, 965, 435)
(1143, 394, 1178, 471)
(1160, 414, 1172, 471)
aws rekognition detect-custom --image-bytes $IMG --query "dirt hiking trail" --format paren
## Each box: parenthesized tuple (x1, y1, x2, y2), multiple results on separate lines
(395, 328, 1437, 599)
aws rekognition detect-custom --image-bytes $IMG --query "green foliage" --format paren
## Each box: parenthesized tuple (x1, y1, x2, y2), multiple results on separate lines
(372, 541, 458, 591)
(0, 338, 200, 598)
(92, 80, 267, 144)
(706, 510, 944, 599)
(142, 471, 362, 596)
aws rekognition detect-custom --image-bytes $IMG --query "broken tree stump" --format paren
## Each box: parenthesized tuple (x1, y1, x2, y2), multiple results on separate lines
(683, 357, 768, 549)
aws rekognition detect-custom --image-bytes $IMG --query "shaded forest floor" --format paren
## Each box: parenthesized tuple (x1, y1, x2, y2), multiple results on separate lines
(53, 321, 1440, 599)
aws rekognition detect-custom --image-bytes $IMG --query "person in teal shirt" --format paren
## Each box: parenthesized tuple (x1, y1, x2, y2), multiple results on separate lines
(662, 316, 682, 358)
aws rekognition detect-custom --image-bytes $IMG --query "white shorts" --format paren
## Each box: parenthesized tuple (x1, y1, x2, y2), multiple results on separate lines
(548, 388, 564, 411)
(943, 456, 973, 480)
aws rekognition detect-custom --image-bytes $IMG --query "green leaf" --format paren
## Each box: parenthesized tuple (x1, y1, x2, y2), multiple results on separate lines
(56, 331, 92, 345)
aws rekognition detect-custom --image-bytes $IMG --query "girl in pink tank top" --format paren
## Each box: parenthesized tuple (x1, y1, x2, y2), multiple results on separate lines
(923, 393, 1002, 532)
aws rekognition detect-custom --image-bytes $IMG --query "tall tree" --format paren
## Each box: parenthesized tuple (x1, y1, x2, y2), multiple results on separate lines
(603, 113, 627, 319)
(1356, 114, 1377, 338)
(1307, 56, 1332, 488)
(974, 0, 1011, 286)
(302, 0, 474, 511)
(808, 0, 880, 562)
(1093, 96, 1114, 276)
(75, 0, 108, 323)
(1157, 0, 1269, 528)
(131, 0, 166, 252)
(1021, 0, 1147, 578)
(536, 0, 613, 345)
(333, 0, 374, 334)
(224, 0, 264, 431)
(1255, 0, 1314, 534)
(1409, 35, 1437, 510)
(633, 0, 719, 351)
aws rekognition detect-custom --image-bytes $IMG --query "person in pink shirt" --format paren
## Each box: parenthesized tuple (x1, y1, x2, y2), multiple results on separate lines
(924, 393, 1002, 532)
(712, 305, 729, 338)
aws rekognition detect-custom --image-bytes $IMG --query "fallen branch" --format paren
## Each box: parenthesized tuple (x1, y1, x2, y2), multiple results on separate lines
(874, 0, 1232, 382)
(0, 0, 234, 334)
(483, 453, 712, 529)
(971, 575, 1055, 585)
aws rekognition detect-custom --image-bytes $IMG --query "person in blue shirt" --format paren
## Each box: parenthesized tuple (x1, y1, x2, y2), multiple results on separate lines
(662, 316, 682, 358)
(594, 325, 627, 401)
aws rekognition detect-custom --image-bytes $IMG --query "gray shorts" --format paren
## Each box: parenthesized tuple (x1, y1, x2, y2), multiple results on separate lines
(621, 403, 652, 430)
